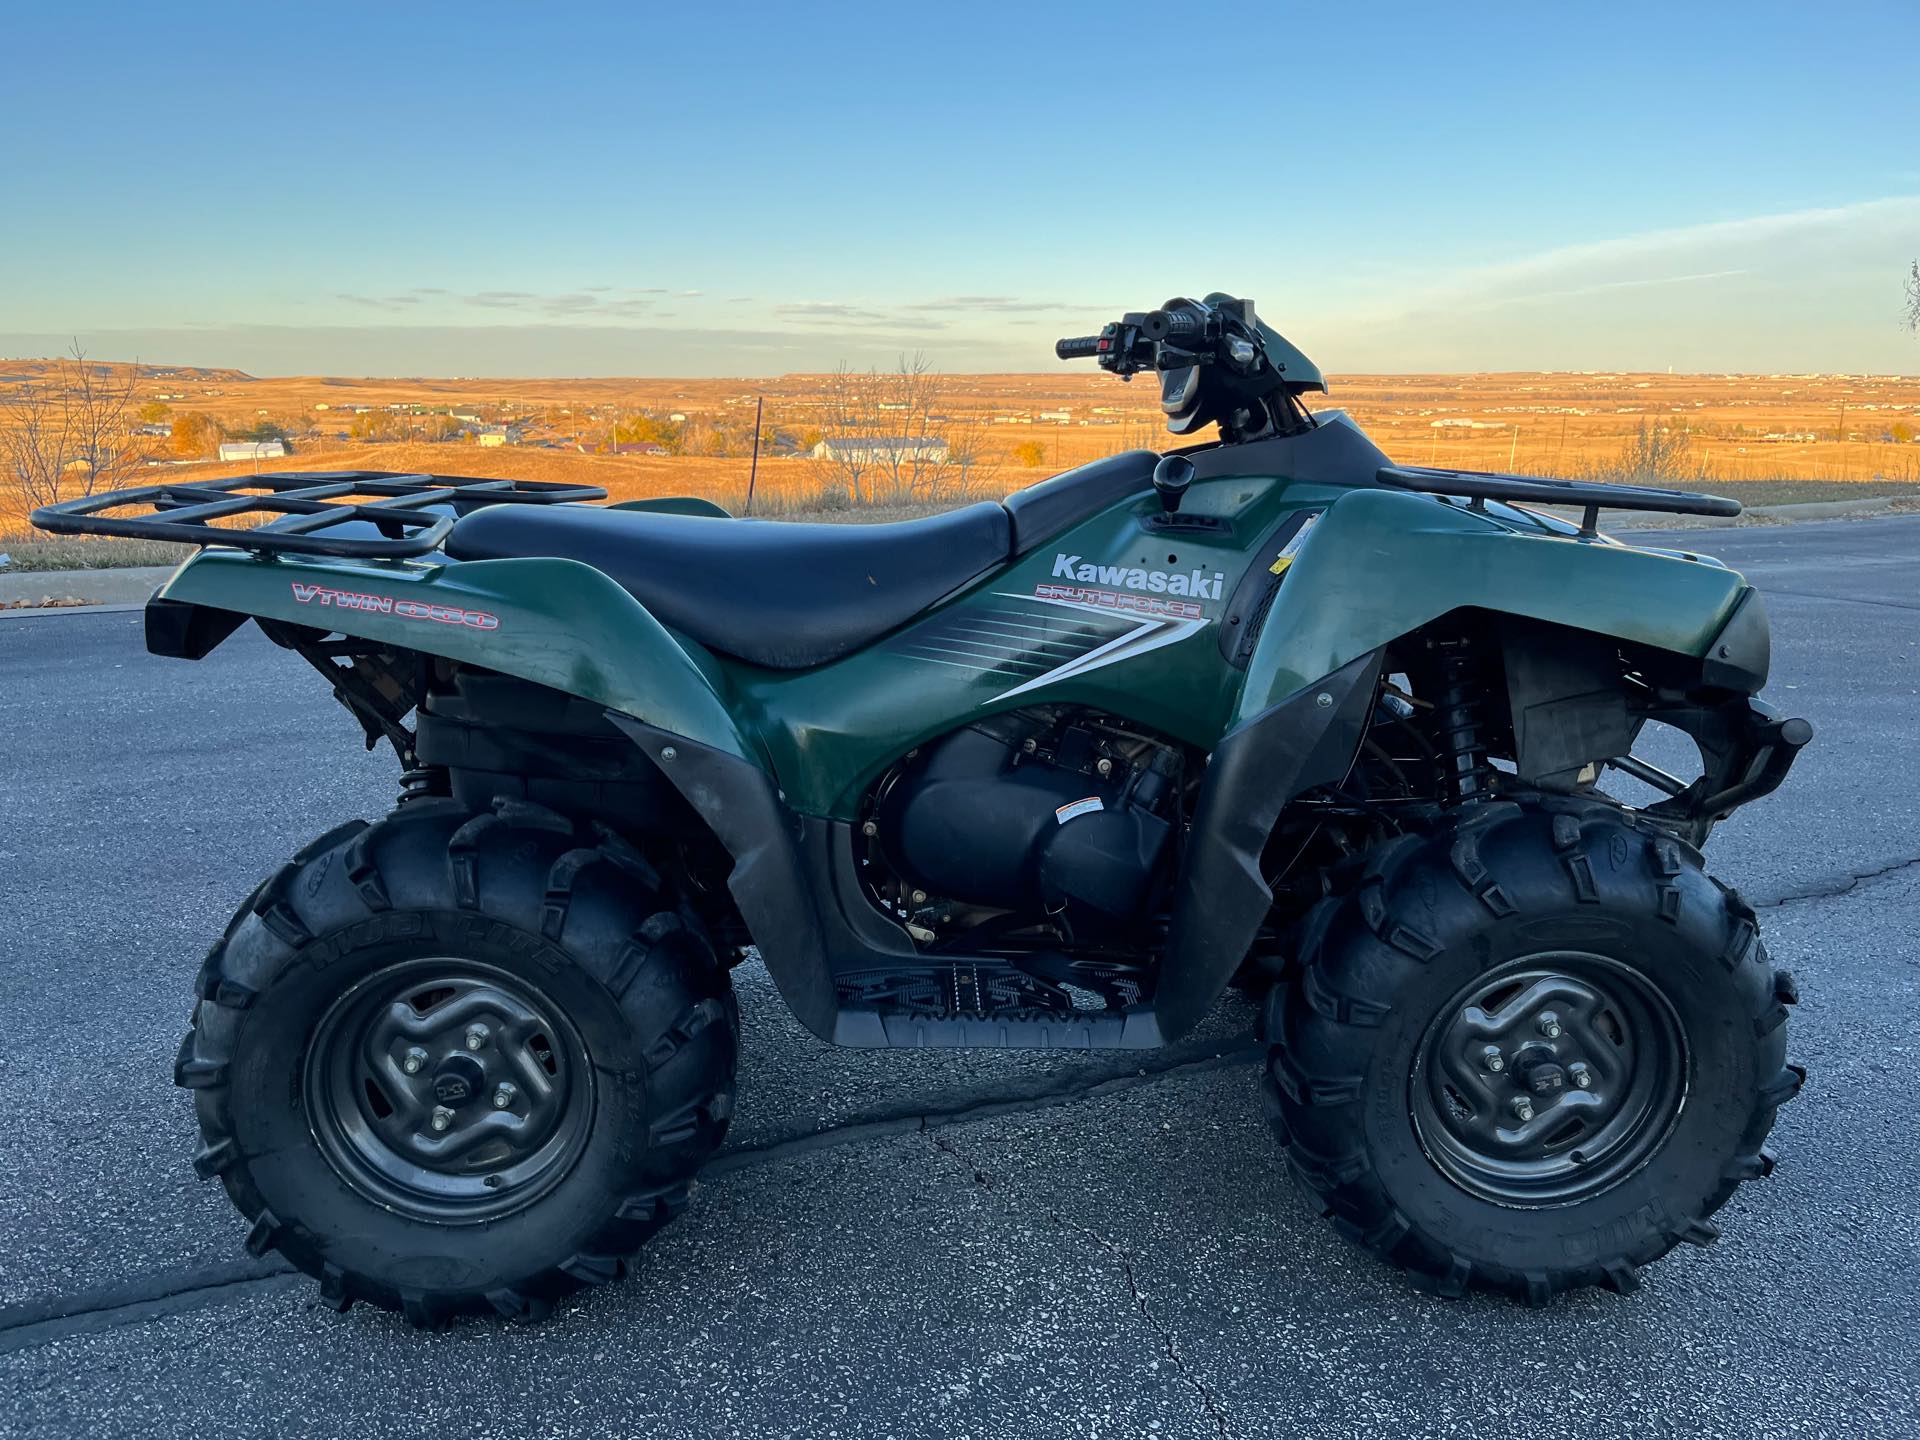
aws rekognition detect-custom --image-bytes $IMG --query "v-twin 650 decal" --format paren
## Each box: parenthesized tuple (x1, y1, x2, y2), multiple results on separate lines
(290, 581, 501, 631)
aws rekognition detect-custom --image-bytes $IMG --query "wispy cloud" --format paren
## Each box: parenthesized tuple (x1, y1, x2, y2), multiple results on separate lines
(1348, 196, 1920, 324)
(903, 295, 1073, 313)
(335, 287, 667, 321)
(770, 301, 950, 330)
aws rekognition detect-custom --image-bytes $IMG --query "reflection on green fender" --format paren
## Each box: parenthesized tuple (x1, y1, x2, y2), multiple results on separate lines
(159, 548, 756, 762)
(1234, 487, 1747, 722)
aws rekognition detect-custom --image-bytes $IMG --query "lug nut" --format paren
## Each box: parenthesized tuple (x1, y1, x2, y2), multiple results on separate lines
(1479, 1044, 1505, 1073)
(430, 1106, 455, 1132)
(402, 1046, 428, 1075)
(1511, 1096, 1535, 1123)
(1569, 1062, 1593, 1090)
(465, 1023, 490, 1051)
(491, 1083, 517, 1109)
(1537, 1011, 1562, 1040)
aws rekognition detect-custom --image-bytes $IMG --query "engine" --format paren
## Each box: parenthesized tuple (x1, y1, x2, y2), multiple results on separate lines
(870, 712, 1182, 934)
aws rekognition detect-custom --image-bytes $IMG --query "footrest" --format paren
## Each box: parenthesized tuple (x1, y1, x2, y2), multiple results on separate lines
(835, 961, 1073, 1020)
(829, 959, 1163, 1051)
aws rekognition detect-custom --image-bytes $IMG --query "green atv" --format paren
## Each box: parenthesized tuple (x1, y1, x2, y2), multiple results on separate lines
(35, 294, 1810, 1324)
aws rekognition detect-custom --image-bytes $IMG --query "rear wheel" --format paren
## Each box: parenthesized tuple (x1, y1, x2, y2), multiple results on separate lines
(1263, 798, 1803, 1302)
(176, 798, 738, 1325)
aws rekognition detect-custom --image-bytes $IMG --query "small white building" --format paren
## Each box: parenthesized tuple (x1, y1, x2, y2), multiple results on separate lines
(477, 426, 521, 448)
(810, 436, 950, 465)
(218, 440, 286, 462)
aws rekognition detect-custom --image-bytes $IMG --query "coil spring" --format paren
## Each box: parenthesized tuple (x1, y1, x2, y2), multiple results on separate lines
(397, 765, 438, 803)
(1432, 637, 1494, 805)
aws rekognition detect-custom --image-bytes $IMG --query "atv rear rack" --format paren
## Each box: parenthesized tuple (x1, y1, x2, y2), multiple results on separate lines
(29, 470, 608, 560)
(1377, 464, 1740, 537)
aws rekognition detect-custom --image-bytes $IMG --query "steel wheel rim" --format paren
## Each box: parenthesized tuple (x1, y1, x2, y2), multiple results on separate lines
(1410, 951, 1687, 1208)
(304, 958, 595, 1223)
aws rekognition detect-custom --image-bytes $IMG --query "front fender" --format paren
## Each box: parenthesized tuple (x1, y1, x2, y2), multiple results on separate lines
(1234, 488, 1748, 721)
(159, 549, 757, 762)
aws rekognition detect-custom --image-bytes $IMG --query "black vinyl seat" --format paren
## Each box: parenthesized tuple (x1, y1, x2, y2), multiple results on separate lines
(446, 501, 1012, 669)
(443, 451, 1160, 670)
(1002, 449, 1158, 555)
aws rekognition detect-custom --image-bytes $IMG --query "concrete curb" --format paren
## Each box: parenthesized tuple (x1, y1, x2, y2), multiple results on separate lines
(0, 565, 176, 613)
(0, 602, 146, 620)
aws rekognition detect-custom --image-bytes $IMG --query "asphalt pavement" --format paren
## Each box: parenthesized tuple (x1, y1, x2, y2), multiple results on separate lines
(1, 516, 1916, 1438)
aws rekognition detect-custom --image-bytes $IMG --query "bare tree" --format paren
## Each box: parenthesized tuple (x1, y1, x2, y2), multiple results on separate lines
(1, 344, 143, 520)
(809, 353, 997, 507)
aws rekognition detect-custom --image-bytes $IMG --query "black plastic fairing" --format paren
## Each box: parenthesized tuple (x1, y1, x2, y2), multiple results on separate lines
(145, 595, 248, 660)
(602, 713, 840, 1042)
(1154, 648, 1387, 1041)
(1701, 587, 1771, 693)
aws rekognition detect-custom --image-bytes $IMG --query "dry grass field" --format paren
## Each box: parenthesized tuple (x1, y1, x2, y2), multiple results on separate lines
(5, 359, 1919, 552)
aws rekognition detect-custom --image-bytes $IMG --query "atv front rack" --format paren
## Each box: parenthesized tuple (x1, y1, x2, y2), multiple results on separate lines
(29, 470, 607, 560)
(1378, 464, 1740, 537)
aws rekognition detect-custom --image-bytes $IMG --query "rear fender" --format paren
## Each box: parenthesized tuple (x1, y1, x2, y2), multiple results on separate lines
(157, 549, 756, 762)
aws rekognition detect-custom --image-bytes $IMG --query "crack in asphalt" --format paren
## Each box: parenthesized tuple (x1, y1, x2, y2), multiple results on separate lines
(708, 1043, 1263, 1180)
(0, 1042, 1264, 1357)
(0, 1268, 303, 1358)
(1749, 854, 1920, 909)
(8, 843, 1911, 1357)
(1753, 587, 1920, 614)
(926, 1130, 1236, 1439)
(6, 850, 1912, 1358)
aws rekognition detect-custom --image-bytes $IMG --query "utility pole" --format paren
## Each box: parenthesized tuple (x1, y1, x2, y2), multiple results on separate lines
(745, 394, 764, 515)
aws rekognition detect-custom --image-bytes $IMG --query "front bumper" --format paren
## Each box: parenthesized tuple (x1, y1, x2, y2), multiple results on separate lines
(1644, 697, 1813, 840)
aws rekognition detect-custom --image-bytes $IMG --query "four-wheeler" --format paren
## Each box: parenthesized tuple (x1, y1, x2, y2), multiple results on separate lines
(34, 293, 1810, 1324)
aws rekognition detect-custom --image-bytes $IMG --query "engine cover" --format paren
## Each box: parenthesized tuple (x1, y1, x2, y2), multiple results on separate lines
(875, 718, 1174, 921)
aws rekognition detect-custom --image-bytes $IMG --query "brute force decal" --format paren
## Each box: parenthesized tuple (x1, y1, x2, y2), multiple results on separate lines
(291, 582, 500, 631)
(1034, 583, 1204, 620)
(1050, 553, 1226, 601)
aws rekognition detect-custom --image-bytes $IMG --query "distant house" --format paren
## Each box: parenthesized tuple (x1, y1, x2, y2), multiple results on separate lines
(810, 436, 950, 465)
(609, 441, 666, 456)
(218, 440, 286, 462)
(477, 425, 522, 448)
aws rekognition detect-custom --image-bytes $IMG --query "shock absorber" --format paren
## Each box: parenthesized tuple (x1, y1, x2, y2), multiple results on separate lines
(1432, 636, 1494, 805)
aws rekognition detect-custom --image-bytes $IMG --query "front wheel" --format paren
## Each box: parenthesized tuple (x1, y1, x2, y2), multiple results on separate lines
(1263, 798, 1803, 1302)
(176, 798, 738, 1326)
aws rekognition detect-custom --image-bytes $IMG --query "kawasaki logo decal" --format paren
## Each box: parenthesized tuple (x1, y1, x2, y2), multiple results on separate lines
(290, 582, 500, 631)
(1050, 553, 1225, 601)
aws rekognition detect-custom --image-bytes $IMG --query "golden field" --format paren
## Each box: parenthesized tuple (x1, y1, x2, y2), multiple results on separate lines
(5, 360, 1920, 531)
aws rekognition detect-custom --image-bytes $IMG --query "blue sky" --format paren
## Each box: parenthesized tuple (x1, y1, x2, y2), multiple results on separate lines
(3, 1, 1916, 376)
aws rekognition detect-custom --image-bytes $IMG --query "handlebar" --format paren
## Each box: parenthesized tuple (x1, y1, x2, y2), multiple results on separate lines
(1055, 334, 1104, 360)
(1141, 308, 1201, 340)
